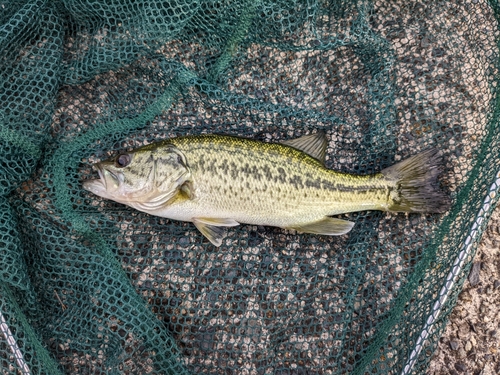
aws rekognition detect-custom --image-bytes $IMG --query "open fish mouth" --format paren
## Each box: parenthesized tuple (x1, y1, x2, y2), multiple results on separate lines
(82, 165, 108, 196)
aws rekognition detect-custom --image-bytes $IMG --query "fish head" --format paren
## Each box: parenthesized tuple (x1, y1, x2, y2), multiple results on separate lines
(83, 145, 191, 207)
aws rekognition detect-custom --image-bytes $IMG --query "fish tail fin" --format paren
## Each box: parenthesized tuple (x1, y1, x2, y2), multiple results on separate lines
(381, 148, 450, 213)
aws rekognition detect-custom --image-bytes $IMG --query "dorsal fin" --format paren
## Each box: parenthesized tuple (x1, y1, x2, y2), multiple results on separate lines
(280, 131, 328, 164)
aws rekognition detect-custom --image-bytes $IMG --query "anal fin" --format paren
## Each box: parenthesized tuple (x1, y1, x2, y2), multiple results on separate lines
(289, 217, 355, 236)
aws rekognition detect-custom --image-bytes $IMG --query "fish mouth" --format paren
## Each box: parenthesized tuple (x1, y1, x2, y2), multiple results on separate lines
(82, 165, 109, 197)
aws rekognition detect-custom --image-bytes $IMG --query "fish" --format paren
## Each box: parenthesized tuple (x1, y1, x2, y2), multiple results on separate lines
(83, 132, 450, 246)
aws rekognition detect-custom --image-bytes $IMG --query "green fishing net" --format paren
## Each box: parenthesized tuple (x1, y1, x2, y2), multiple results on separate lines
(1, 0, 499, 374)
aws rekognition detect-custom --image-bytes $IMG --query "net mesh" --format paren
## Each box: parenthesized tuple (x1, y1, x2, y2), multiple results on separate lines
(1, 0, 499, 374)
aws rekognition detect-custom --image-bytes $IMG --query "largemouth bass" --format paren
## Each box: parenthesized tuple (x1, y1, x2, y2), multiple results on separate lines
(83, 132, 450, 246)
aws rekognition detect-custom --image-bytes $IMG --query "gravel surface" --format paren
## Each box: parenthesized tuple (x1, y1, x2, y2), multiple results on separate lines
(427, 205, 500, 375)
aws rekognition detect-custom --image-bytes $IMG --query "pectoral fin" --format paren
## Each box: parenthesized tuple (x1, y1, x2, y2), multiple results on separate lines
(180, 181, 194, 199)
(192, 218, 240, 246)
(289, 217, 355, 236)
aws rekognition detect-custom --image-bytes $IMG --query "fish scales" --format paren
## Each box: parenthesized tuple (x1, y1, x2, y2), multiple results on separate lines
(168, 135, 388, 224)
(83, 132, 450, 246)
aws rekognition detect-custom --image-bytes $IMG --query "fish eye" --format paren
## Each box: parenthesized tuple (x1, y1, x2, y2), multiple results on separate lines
(115, 154, 131, 168)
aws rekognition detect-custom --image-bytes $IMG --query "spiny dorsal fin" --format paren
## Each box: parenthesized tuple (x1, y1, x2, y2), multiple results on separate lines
(288, 217, 355, 235)
(281, 131, 328, 164)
